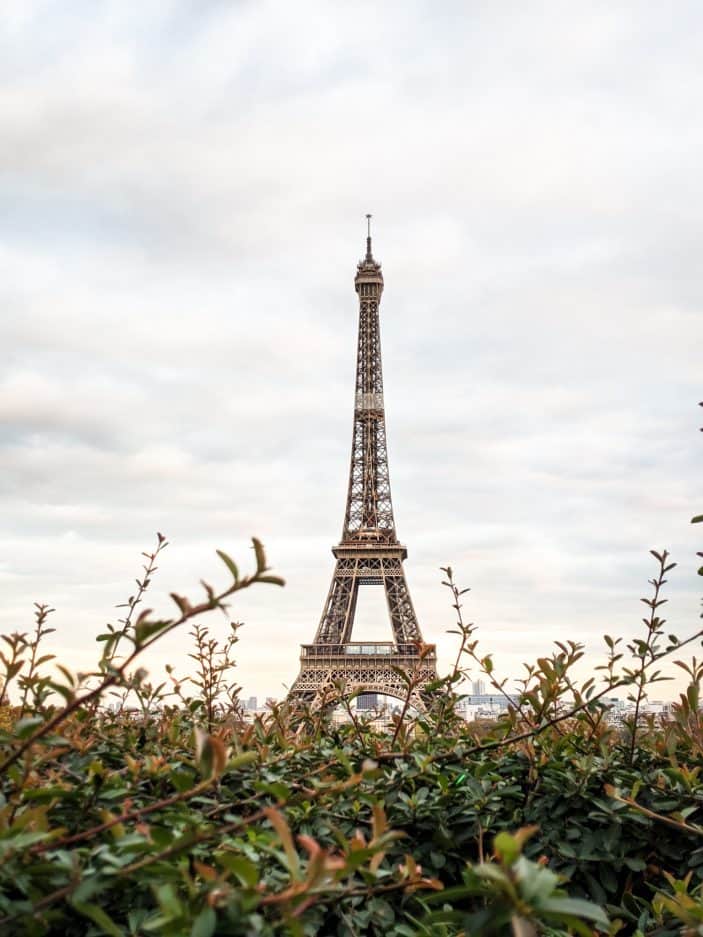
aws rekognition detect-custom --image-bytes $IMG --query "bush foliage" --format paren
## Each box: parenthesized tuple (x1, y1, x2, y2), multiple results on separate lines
(0, 445, 702, 935)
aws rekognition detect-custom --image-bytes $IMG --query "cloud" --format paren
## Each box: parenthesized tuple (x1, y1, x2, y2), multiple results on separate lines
(1, 0, 701, 700)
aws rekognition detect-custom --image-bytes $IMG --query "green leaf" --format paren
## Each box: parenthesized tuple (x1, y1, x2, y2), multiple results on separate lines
(134, 617, 170, 646)
(71, 900, 124, 937)
(598, 862, 618, 893)
(190, 907, 216, 937)
(6, 660, 25, 679)
(0, 831, 50, 856)
(215, 853, 259, 887)
(474, 863, 510, 885)
(256, 574, 286, 586)
(252, 537, 267, 573)
(13, 715, 44, 739)
(154, 882, 182, 919)
(624, 857, 646, 871)
(216, 549, 239, 583)
(494, 831, 519, 865)
(194, 727, 227, 779)
(540, 896, 609, 927)
(48, 680, 75, 703)
(516, 858, 560, 903)
(170, 593, 192, 615)
(691, 515, 703, 524)
(226, 750, 259, 771)
(170, 769, 197, 792)
(256, 780, 291, 802)
(264, 807, 300, 880)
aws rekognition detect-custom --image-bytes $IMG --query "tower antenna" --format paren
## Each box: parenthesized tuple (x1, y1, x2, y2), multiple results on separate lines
(366, 213, 373, 259)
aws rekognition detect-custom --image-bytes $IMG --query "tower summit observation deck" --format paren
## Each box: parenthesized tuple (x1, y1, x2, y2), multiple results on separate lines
(289, 218, 437, 708)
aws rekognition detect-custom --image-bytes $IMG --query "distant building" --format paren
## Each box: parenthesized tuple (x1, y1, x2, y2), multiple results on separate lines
(604, 698, 673, 724)
(245, 696, 258, 711)
(471, 679, 486, 696)
(461, 693, 520, 718)
(468, 693, 519, 708)
(357, 693, 379, 711)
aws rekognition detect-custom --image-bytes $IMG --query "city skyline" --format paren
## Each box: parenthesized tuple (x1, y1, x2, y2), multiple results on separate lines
(1, 2, 702, 701)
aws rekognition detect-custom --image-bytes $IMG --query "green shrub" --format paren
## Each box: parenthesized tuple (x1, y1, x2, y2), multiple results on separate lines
(0, 500, 701, 935)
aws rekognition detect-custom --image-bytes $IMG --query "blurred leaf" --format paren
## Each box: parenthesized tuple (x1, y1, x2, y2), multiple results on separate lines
(190, 906, 216, 937)
(13, 715, 44, 739)
(216, 550, 239, 584)
(264, 806, 300, 880)
(540, 896, 609, 928)
(252, 537, 267, 573)
(71, 900, 124, 937)
(194, 727, 228, 779)
(216, 853, 259, 887)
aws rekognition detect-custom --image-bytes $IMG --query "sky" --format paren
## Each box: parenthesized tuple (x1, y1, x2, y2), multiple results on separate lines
(1, 1, 701, 703)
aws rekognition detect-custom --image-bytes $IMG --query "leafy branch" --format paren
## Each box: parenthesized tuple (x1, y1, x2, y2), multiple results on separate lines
(0, 535, 283, 779)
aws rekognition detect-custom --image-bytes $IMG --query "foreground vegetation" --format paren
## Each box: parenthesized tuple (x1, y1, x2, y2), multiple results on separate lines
(0, 480, 701, 933)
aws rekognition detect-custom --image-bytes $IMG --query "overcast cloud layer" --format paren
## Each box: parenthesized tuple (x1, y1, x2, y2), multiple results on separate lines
(1, 0, 701, 700)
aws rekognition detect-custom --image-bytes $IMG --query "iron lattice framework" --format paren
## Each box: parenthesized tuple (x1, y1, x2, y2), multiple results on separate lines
(290, 220, 437, 708)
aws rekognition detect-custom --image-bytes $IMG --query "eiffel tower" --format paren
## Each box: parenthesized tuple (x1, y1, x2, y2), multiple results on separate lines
(289, 218, 437, 708)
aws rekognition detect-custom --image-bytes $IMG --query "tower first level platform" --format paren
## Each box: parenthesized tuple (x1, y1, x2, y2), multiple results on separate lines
(292, 642, 437, 705)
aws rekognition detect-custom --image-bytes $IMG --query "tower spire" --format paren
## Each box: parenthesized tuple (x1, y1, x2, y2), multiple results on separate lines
(365, 213, 373, 260)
